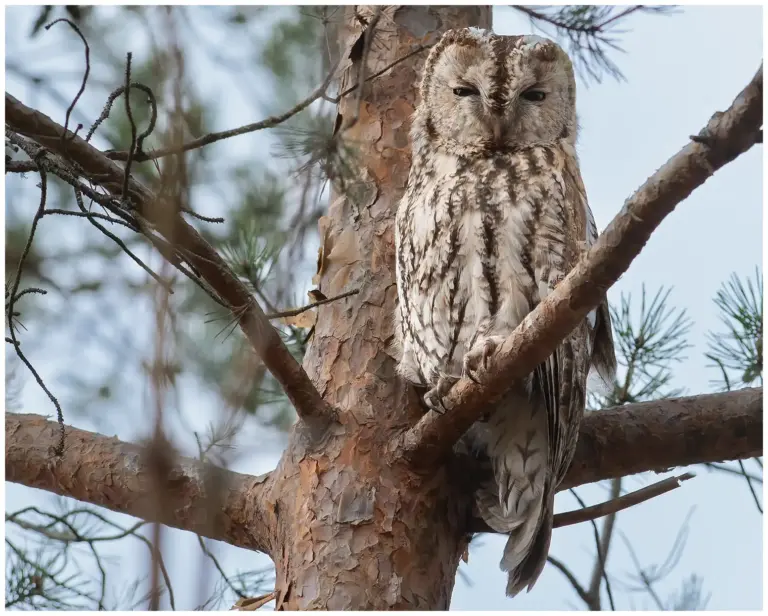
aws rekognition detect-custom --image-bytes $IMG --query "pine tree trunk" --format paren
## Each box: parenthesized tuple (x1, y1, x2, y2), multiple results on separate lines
(266, 6, 491, 610)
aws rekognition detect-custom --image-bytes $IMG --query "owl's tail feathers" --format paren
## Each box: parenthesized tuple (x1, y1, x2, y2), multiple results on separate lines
(502, 490, 554, 597)
(475, 484, 555, 597)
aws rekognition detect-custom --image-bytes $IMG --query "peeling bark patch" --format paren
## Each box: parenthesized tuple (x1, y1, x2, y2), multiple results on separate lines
(297, 565, 319, 610)
(337, 483, 376, 524)
(385, 573, 403, 606)
(327, 584, 354, 610)
(393, 7, 440, 39)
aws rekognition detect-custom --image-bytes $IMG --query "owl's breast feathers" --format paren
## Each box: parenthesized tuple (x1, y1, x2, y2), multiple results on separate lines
(395, 143, 585, 384)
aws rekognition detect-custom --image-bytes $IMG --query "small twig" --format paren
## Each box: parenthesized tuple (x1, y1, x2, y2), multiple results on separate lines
(72, 189, 171, 291)
(570, 489, 615, 610)
(13, 288, 47, 301)
(105, 57, 342, 163)
(122, 52, 137, 201)
(554, 473, 694, 529)
(197, 536, 246, 600)
(86, 82, 157, 146)
(6, 160, 38, 174)
(7, 506, 175, 610)
(587, 478, 621, 606)
(330, 44, 432, 104)
(232, 591, 276, 611)
(181, 207, 224, 224)
(6, 150, 65, 456)
(265, 289, 359, 320)
(705, 461, 763, 483)
(619, 529, 667, 609)
(44, 18, 89, 140)
(737, 459, 763, 513)
(547, 555, 594, 608)
(42, 208, 137, 229)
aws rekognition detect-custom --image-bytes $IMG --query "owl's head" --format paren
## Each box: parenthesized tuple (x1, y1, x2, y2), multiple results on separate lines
(416, 28, 577, 154)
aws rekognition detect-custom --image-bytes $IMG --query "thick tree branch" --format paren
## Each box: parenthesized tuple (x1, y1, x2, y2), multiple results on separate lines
(397, 64, 763, 465)
(560, 388, 762, 489)
(8, 389, 760, 551)
(5, 92, 337, 434)
(5, 413, 274, 555)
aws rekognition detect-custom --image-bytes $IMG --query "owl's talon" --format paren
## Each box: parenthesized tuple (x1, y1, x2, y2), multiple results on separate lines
(423, 374, 457, 414)
(463, 336, 506, 383)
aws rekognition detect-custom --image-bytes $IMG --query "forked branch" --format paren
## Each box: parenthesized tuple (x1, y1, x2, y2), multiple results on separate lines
(5, 93, 337, 435)
(397, 64, 763, 465)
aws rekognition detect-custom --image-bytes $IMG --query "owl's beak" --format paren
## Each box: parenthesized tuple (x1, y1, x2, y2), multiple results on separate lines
(491, 119, 505, 146)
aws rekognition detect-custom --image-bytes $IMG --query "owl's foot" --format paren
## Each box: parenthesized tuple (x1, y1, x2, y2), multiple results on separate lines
(423, 374, 458, 414)
(463, 335, 506, 383)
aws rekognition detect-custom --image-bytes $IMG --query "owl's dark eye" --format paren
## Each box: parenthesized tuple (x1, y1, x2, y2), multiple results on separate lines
(453, 86, 479, 97)
(521, 89, 546, 102)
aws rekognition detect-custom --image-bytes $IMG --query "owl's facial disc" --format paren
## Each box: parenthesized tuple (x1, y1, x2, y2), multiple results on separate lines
(424, 33, 576, 152)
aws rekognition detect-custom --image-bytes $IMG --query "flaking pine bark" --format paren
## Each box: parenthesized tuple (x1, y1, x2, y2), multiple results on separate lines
(5, 5, 763, 611)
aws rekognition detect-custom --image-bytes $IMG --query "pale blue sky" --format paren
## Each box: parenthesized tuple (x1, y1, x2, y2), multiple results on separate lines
(5, 5, 763, 611)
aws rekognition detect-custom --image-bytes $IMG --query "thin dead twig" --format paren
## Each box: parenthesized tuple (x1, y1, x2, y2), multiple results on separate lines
(121, 52, 138, 201)
(265, 289, 359, 320)
(86, 81, 157, 146)
(705, 461, 763, 483)
(554, 473, 695, 529)
(547, 555, 595, 609)
(232, 591, 276, 611)
(105, 56, 341, 163)
(44, 18, 89, 140)
(737, 459, 763, 513)
(5, 148, 65, 456)
(587, 478, 621, 606)
(328, 43, 432, 104)
(570, 489, 616, 610)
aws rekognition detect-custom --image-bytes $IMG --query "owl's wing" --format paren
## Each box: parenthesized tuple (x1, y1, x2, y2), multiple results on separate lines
(532, 155, 613, 484)
(585, 204, 617, 390)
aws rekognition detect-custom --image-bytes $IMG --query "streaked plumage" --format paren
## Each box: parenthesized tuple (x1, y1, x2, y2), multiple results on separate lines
(394, 28, 616, 597)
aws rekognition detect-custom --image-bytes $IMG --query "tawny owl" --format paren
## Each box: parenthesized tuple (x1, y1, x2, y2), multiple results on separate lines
(394, 29, 616, 597)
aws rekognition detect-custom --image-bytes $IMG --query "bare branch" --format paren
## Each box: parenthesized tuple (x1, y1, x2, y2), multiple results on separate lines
(44, 18, 90, 140)
(329, 43, 432, 104)
(6, 92, 337, 435)
(232, 591, 277, 611)
(5, 413, 274, 555)
(264, 289, 359, 320)
(569, 488, 615, 609)
(5, 148, 66, 456)
(546, 555, 594, 608)
(103, 57, 341, 163)
(587, 478, 622, 605)
(397, 64, 763, 465)
(7, 389, 759, 552)
(559, 473, 694, 529)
